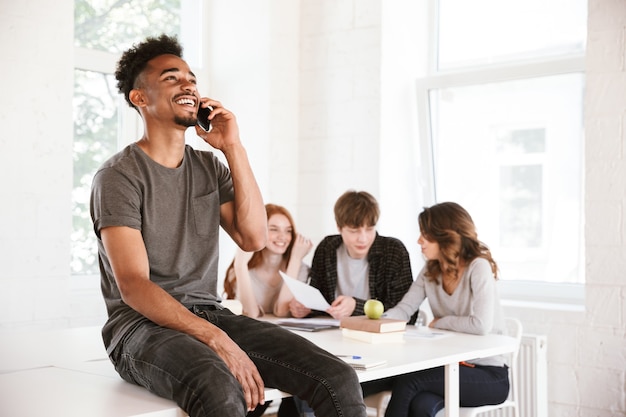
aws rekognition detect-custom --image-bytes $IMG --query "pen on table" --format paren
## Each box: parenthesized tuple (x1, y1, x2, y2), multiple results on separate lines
(336, 355, 362, 359)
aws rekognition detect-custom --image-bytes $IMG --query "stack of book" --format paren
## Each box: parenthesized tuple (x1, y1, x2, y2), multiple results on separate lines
(339, 315, 407, 343)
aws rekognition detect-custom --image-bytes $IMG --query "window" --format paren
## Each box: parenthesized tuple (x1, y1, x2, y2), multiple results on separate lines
(71, 69, 119, 275)
(436, 0, 586, 70)
(72, 0, 202, 277)
(418, 0, 587, 302)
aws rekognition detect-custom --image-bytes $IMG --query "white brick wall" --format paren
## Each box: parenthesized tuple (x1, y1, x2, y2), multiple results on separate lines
(579, 0, 626, 414)
(0, 0, 624, 415)
(0, 1, 74, 329)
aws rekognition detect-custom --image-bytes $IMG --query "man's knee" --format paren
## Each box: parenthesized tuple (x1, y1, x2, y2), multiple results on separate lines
(178, 367, 246, 416)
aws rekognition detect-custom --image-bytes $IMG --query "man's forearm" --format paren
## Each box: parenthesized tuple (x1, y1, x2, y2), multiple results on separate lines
(222, 142, 267, 251)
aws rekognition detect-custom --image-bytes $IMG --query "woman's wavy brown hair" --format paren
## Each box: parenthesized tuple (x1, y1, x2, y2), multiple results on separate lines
(222, 204, 297, 299)
(419, 202, 498, 282)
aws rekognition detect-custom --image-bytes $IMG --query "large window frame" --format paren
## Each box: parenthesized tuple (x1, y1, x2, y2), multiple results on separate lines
(71, 48, 143, 293)
(71, 1, 206, 294)
(417, 3, 586, 307)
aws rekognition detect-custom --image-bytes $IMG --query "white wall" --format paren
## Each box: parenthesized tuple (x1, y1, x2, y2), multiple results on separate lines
(297, 0, 384, 241)
(0, 0, 624, 415)
(577, 0, 626, 413)
(0, 1, 75, 329)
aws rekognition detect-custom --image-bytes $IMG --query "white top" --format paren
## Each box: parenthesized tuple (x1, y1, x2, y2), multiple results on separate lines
(248, 262, 309, 314)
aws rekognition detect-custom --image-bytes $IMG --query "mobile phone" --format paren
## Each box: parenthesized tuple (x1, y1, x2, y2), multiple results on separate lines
(197, 105, 213, 131)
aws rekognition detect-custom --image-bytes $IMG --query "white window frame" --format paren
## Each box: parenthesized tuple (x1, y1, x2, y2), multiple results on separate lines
(416, 51, 586, 307)
(70, 1, 206, 292)
(71, 47, 142, 293)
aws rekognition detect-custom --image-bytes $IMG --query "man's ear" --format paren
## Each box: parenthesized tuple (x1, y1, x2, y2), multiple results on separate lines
(129, 89, 147, 108)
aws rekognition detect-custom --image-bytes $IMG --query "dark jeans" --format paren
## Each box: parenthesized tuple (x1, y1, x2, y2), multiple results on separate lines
(110, 306, 366, 417)
(383, 365, 509, 417)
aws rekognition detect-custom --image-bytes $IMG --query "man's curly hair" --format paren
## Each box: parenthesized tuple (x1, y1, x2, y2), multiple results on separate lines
(115, 34, 184, 109)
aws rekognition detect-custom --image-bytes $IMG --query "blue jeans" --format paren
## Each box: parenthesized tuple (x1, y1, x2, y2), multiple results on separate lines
(110, 305, 366, 417)
(383, 365, 509, 417)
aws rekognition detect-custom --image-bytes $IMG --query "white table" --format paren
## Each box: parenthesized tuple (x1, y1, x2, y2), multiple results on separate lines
(0, 326, 108, 372)
(0, 366, 188, 417)
(287, 324, 517, 417)
(0, 322, 516, 417)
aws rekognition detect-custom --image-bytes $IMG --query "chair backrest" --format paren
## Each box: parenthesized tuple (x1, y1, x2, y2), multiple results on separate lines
(504, 317, 523, 403)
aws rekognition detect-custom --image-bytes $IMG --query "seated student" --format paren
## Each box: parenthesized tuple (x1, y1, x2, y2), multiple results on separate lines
(290, 190, 415, 322)
(223, 203, 313, 417)
(286, 190, 415, 417)
(223, 203, 313, 318)
(382, 202, 509, 417)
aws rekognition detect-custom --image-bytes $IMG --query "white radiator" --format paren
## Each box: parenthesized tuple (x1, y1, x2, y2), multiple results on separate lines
(482, 333, 548, 417)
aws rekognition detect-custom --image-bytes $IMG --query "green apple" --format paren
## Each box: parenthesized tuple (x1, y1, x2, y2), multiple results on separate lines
(364, 299, 384, 319)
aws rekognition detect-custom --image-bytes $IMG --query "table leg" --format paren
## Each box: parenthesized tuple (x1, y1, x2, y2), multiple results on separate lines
(444, 362, 459, 417)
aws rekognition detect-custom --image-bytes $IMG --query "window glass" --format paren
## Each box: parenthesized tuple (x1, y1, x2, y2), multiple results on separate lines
(72, 0, 198, 276)
(437, 0, 587, 70)
(429, 73, 584, 283)
(72, 70, 119, 274)
(74, 0, 182, 54)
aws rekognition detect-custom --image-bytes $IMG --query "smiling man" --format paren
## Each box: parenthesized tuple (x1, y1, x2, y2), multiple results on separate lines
(90, 34, 366, 417)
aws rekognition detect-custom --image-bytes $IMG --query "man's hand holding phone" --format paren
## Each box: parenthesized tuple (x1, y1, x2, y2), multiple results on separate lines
(195, 99, 242, 153)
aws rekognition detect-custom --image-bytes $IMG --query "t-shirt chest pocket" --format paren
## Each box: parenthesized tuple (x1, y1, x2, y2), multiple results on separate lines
(192, 192, 221, 237)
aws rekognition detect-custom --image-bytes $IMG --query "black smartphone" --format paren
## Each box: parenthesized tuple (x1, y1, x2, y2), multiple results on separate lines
(197, 105, 213, 131)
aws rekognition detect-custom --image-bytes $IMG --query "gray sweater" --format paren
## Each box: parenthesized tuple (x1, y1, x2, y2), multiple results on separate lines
(385, 257, 507, 367)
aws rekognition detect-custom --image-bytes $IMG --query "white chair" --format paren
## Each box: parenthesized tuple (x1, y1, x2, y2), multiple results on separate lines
(364, 317, 522, 417)
(365, 390, 391, 417)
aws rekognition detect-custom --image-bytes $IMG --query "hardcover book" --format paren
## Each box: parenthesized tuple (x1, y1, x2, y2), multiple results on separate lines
(340, 315, 407, 333)
(341, 328, 406, 344)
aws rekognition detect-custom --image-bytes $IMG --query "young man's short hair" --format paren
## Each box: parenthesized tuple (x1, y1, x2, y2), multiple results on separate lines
(115, 34, 183, 109)
(334, 190, 380, 228)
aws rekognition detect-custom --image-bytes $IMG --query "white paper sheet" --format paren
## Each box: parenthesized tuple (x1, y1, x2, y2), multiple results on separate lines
(403, 326, 451, 340)
(279, 271, 331, 311)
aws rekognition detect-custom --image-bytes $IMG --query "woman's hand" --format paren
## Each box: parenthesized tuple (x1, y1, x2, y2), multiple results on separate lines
(289, 299, 312, 318)
(284, 234, 313, 292)
(290, 233, 313, 261)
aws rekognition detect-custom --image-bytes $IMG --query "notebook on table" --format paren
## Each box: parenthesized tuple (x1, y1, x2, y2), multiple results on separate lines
(336, 355, 387, 370)
(275, 318, 340, 332)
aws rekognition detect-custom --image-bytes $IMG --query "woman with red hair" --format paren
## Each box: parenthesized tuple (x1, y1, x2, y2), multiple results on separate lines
(223, 203, 313, 318)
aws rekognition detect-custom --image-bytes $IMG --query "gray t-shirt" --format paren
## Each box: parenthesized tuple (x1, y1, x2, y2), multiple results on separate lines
(90, 143, 234, 354)
(335, 244, 370, 300)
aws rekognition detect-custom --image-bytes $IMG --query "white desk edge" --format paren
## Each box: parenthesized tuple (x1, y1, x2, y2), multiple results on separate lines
(0, 320, 517, 417)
